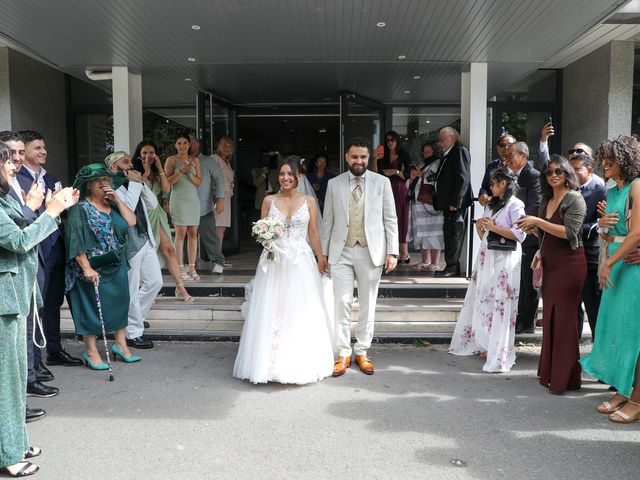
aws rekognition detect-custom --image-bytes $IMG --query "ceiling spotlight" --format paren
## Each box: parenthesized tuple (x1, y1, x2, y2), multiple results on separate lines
(426, 120, 431, 124)
(191, 25, 201, 30)
(404, 90, 411, 94)
(187, 57, 196, 62)
(185, 78, 192, 82)
(318, 128, 327, 133)
(398, 55, 406, 60)
(413, 75, 421, 79)
(376, 21, 386, 27)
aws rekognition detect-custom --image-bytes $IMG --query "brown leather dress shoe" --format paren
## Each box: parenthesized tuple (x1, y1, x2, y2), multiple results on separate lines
(332, 356, 351, 377)
(355, 354, 374, 375)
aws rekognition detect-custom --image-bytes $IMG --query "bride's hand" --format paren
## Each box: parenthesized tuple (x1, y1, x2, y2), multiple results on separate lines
(317, 255, 328, 274)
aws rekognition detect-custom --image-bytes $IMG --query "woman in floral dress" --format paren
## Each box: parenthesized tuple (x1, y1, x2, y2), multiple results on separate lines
(448, 167, 525, 372)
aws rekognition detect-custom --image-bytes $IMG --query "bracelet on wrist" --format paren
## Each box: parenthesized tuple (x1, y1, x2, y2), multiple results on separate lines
(158, 172, 166, 176)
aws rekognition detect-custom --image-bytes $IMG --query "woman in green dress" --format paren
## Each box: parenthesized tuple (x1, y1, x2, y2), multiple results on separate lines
(65, 163, 140, 369)
(580, 136, 640, 424)
(165, 133, 202, 281)
(132, 140, 193, 302)
(0, 141, 79, 477)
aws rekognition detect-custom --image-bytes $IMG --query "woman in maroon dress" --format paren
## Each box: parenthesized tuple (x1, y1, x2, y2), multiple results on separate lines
(376, 131, 412, 263)
(518, 154, 587, 393)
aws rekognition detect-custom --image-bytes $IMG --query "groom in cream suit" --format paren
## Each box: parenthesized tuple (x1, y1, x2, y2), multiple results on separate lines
(321, 137, 399, 376)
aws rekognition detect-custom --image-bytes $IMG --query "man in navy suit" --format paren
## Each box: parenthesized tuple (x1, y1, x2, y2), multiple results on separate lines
(16, 131, 82, 391)
(478, 133, 516, 207)
(505, 142, 542, 334)
(570, 152, 607, 340)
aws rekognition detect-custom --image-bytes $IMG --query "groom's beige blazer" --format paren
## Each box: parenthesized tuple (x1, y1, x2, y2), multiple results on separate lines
(321, 171, 399, 266)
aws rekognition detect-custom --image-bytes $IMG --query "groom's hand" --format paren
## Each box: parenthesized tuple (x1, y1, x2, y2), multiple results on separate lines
(384, 255, 398, 273)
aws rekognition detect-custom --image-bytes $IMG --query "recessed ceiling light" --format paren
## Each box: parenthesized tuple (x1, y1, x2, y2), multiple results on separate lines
(185, 78, 192, 82)
(398, 55, 406, 60)
(376, 21, 386, 27)
(404, 90, 411, 94)
(426, 120, 431, 124)
(414, 130, 418, 133)
(191, 25, 201, 30)
(318, 128, 327, 133)
(413, 75, 421, 80)
(187, 57, 196, 62)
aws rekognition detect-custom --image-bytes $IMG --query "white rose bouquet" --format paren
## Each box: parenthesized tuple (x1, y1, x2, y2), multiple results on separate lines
(251, 217, 287, 260)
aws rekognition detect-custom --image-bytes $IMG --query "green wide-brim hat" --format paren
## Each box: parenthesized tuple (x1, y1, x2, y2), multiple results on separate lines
(72, 163, 127, 197)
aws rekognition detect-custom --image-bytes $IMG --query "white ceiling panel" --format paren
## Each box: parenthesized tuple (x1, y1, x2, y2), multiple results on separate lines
(0, 0, 630, 105)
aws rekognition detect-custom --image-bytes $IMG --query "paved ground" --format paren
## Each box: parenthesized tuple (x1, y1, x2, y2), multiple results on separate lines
(23, 340, 639, 480)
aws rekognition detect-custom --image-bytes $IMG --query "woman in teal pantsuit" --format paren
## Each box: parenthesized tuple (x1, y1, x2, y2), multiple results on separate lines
(0, 141, 79, 477)
(65, 163, 138, 368)
(580, 136, 640, 424)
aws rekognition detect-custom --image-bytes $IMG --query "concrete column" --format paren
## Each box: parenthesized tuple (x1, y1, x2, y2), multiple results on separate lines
(562, 41, 634, 152)
(460, 62, 488, 274)
(112, 66, 142, 154)
(0, 47, 12, 129)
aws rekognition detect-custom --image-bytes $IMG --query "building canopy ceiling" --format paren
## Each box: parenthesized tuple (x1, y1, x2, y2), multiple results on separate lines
(0, 0, 632, 106)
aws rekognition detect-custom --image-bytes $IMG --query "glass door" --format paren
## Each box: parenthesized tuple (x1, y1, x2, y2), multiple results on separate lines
(197, 92, 239, 253)
(339, 93, 385, 172)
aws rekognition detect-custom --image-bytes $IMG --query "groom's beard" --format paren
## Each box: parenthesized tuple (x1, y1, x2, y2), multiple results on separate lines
(348, 164, 367, 176)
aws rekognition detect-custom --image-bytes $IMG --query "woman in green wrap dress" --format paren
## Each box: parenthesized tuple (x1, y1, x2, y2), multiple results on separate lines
(580, 136, 640, 424)
(0, 141, 79, 477)
(65, 163, 139, 369)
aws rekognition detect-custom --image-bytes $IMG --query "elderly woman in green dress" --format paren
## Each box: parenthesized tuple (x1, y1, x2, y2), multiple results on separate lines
(65, 163, 139, 369)
(0, 141, 78, 477)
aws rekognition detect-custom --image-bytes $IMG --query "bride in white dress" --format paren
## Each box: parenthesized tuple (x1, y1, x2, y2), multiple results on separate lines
(233, 157, 334, 384)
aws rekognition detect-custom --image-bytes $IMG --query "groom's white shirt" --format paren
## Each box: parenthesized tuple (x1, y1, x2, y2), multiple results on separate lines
(321, 170, 399, 266)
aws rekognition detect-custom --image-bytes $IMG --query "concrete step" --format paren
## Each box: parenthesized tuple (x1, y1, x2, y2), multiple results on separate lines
(60, 296, 468, 338)
(157, 274, 470, 299)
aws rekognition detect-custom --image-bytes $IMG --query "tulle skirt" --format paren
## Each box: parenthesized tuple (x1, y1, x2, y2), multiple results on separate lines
(233, 246, 334, 385)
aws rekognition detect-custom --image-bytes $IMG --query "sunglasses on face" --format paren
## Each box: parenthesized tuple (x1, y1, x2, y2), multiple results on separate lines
(385, 138, 396, 143)
(568, 148, 585, 155)
(498, 142, 514, 148)
(544, 167, 564, 177)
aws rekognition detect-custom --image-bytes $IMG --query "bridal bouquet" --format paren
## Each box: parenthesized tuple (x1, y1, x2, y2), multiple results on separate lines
(251, 217, 287, 260)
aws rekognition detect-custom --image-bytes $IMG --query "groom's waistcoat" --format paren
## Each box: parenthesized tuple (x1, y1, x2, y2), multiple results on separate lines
(345, 189, 368, 247)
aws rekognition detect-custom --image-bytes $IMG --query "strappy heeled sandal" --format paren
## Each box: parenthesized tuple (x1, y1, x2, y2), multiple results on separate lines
(187, 264, 200, 281)
(609, 400, 640, 424)
(597, 394, 628, 414)
(175, 282, 194, 303)
(179, 266, 191, 281)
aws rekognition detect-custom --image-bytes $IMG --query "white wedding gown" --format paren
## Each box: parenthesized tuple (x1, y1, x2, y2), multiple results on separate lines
(233, 198, 334, 384)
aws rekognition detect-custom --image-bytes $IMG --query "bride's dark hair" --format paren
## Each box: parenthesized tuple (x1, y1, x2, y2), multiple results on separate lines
(279, 155, 302, 186)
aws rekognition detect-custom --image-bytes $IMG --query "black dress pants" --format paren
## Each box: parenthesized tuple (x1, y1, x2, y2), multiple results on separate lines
(578, 264, 601, 340)
(516, 244, 540, 330)
(442, 209, 466, 274)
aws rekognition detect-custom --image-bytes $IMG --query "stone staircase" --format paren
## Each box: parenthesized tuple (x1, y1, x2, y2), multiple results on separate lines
(60, 272, 482, 341)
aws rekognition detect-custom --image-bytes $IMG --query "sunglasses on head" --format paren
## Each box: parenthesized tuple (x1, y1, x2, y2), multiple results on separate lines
(568, 148, 585, 155)
(544, 167, 564, 177)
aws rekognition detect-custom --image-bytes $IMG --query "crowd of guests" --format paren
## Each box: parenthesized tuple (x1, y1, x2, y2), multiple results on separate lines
(4, 122, 640, 476)
(0, 131, 235, 477)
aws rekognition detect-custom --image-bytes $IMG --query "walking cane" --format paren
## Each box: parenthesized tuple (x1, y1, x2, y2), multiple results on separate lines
(93, 281, 114, 382)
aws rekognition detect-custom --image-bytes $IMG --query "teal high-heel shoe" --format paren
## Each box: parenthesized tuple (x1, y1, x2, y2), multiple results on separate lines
(112, 344, 141, 363)
(82, 352, 109, 371)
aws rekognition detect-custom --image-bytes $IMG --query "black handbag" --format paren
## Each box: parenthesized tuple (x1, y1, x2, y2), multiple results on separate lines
(88, 250, 121, 269)
(486, 231, 517, 251)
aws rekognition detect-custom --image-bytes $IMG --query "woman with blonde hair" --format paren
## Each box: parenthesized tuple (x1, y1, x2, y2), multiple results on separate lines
(213, 136, 235, 254)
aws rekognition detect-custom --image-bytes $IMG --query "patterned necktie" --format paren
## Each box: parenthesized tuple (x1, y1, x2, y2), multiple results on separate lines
(352, 177, 362, 203)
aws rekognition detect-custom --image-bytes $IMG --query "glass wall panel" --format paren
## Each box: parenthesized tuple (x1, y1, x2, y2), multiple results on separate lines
(391, 106, 461, 163)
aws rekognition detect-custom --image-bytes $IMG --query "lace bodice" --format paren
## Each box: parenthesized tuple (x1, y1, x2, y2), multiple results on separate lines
(269, 198, 310, 244)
